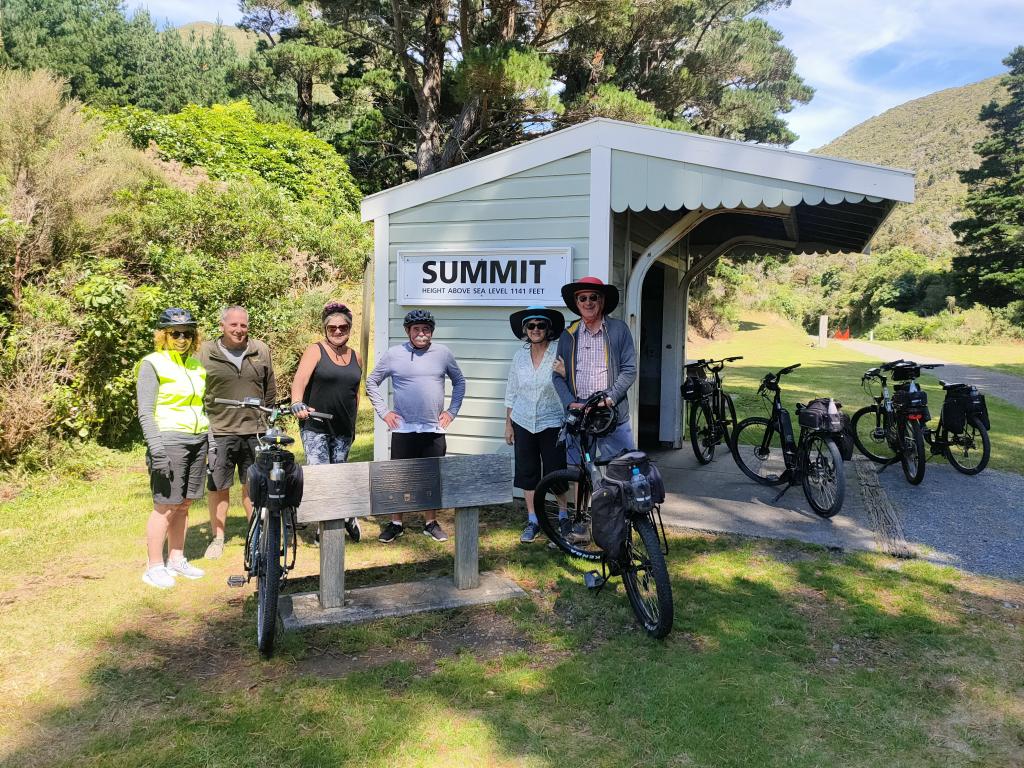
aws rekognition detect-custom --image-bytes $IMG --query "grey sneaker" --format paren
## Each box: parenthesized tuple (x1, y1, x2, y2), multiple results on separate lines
(423, 521, 449, 542)
(520, 522, 541, 543)
(167, 557, 205, 580)
(204, 538, 225, 559)
(378, 521, 405, 543)
(142, 565, 175, 589)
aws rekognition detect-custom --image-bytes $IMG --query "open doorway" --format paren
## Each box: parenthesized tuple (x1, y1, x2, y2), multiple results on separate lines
(637, 262, 665, 449)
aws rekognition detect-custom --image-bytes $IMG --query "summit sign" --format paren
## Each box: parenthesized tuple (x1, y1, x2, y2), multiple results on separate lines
(397, 248, 572, 306)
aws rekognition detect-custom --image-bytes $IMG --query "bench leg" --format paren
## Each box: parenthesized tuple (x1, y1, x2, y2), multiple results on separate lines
(454, 506, 479, 589)
(319, 519, 345, 609)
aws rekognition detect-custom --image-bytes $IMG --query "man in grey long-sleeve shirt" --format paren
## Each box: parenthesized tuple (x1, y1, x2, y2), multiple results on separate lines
(365, 309, 466, 543)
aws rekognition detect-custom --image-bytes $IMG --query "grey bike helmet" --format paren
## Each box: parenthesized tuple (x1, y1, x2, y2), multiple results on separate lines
(156, 307, 197, 328)
(403, 309, 435, 330)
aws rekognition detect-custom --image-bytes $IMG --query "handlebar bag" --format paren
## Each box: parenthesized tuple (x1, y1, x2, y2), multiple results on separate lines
(248, 452, 304, 509)
(681, 376, 713, 402)
(590, 479, 627, 557)
(605, 450, 666, 504)
(797, 398, 842, 431)
(891, 364, 921, 382)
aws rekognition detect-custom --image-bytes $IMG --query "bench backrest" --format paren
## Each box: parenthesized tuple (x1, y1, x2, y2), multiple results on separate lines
(296, 453, 513, 524)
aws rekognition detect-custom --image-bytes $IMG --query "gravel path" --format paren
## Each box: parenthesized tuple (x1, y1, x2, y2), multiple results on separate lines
(836, 339, 1024, 409)
(873, 461, 1024, 580)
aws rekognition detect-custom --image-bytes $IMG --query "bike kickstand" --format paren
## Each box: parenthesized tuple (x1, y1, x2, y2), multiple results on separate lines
(772, 481, 796, 504)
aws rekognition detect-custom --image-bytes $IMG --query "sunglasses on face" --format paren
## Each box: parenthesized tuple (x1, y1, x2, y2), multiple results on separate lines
(576, 293, 602, 304)
(525, 322, 549, 331)
(326, 324, 351, 334)
(168, 330, 194, 340)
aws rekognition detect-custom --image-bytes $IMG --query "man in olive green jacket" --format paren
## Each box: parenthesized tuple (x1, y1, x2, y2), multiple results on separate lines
(197, 306, 276, 559)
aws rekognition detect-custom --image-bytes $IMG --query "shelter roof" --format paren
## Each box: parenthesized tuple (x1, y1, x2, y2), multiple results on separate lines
(360, 118, 914, 223)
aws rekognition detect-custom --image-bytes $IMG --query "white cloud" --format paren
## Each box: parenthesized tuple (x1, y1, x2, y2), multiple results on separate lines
(768, 0, 1024, 149)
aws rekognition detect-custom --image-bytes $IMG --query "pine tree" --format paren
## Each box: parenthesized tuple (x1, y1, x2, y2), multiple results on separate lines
(951, 47, 1024, 308)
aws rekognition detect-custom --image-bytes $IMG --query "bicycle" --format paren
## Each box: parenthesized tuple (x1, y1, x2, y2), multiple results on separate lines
(730, 364, 847, 518)
(850, 360, 939, 485)
(682, 356, 742, 464)
(218, 396, 332, 657)
(531, 391, 674, 638)
(924, 379, 991, 475)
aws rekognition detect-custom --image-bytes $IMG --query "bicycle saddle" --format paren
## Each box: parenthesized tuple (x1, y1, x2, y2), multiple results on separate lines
(940, 380, 968, 391)
(263, 434, 296, 446)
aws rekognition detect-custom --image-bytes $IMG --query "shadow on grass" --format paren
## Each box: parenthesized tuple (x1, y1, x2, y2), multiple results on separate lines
(7, 520, 1024, 768)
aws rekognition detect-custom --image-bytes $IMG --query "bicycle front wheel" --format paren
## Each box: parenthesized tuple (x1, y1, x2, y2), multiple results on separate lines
(689, 401, 715, 464)
(801, 435, 845, 518)
(851, 404, 897, 463)
(731, 417, 788, 485)
(898, 419, 926, 485)
(256, 508, 282, 657)
(533, 468, 603, 562)
(621, 517, 674, 639)
(945, 416, 990, 475)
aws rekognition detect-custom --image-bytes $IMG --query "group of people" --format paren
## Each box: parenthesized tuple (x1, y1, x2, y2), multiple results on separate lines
(136, 276, 636, 589)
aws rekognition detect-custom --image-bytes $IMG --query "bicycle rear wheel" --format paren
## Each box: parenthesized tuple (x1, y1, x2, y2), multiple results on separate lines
(621, 517, 674, 638)
(801, 435, 845, 518)
(689, 401, 715, 464)
(898, 419, 926, 485)
(731, 417, 788, 485)
(851, 404, 897, 463)
(723, 392, 738, 438)
(533, 468, 603, 562)
(256, 508, 282, 657)
(944, 416, 990, 475)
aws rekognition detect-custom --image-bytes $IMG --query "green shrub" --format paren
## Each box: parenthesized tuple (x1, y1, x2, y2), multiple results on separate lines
(872, 308, 930, 340)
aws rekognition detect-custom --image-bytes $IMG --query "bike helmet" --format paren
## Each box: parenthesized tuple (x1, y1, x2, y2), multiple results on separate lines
(322, 301, 352, 322)
(403, 309, 436, 330)
(156, 307, 197, 328)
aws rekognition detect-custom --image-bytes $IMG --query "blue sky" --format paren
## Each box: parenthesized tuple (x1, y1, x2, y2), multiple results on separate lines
(136, 0, 1023, 150)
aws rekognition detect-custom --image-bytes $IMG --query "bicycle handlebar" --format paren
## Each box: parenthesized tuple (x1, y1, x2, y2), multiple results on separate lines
(757, 363, 800, 395)
(213, 397, 333, 420)
(686, 355, 744, 370)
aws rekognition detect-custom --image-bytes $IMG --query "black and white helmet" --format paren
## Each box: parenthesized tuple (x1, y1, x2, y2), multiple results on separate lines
(403, 309, 435, 330)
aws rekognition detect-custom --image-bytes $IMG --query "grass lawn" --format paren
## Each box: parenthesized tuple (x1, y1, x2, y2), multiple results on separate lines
(868, 339, 1024, 379)
(3, 381, 1024, 767)
(689, 314, 1024, 475)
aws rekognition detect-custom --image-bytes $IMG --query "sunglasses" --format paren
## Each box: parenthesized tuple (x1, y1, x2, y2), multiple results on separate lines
(168, 330, 194, 340)
(326, 324, 351, 334)
(576, 293, 602, 304)
(525, 322, 549, 331)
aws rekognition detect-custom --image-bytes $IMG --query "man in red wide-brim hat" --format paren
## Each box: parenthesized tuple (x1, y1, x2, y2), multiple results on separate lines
(552, 276, 637, 464)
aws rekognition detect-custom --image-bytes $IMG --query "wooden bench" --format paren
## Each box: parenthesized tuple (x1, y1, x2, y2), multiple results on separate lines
(295, 453, 514, 611)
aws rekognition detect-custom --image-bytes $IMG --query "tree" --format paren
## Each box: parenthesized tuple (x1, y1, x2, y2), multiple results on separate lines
(951, 47, 1024, 308)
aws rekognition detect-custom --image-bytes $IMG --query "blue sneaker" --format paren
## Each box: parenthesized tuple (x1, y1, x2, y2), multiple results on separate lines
(520, 522, 541, 543)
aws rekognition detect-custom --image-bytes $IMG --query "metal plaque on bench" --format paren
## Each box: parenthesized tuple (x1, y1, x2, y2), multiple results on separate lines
(369, 457, 441, 515)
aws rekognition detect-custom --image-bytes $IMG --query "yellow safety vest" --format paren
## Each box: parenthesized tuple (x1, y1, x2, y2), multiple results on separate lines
(142, 350, 209, 434)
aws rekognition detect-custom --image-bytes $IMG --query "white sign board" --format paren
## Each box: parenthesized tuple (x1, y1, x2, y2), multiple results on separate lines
(397, 248, 572, 306)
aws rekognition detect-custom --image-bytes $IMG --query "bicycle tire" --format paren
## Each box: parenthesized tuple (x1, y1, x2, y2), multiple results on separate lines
(723, 392, 738, 437)
(945, 415, 991, 475)
(898, 419, 926, 486)
(851, 404, 898, 463)
(256, 508, 282, 657)
(533, 468, 603, 562)
(621, 517, 674, 639)
(801, 435, 845, 518)
(689, 401, 715, 464)
(731, 417, 788, 486)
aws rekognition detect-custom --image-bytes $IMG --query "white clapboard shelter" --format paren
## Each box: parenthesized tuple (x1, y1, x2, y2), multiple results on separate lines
(360, 118, 914, 459)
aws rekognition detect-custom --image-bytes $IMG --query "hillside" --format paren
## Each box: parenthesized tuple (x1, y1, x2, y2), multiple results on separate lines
(813, 77, 1008, 255)
(175, 21, 260, 57)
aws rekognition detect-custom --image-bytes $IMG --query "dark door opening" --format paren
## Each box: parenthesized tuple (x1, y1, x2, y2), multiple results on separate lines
(637, 262, 665, 449)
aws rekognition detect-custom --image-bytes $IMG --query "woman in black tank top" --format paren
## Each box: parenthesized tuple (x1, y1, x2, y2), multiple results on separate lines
(290, 302, 364, 539)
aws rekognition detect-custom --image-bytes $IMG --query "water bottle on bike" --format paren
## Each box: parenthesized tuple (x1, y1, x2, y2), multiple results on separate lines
(630, 466, 652, 512)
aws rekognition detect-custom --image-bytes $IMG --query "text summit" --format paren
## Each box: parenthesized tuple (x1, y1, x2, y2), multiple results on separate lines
(422, 258, 546, 285)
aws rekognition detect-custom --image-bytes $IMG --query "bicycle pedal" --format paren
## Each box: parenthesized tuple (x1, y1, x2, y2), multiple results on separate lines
(583, 571, 607, 590)
(226, 575, 247, 588)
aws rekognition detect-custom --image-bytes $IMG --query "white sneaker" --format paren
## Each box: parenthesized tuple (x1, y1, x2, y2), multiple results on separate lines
(167, 557, 205, 580)
(142, 565, 176, 589)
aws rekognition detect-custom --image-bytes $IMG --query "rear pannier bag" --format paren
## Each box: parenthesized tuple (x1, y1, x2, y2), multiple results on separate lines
(681, 376, 714, 402)
(605, 450, 666, 504)
(943, 387, 990, 432)
(798, 398, 844, 433)
(247, 457, 304, 509)
(590, 481, 627, 556)
(837, 413, 855, 461)
(894, 387, 929, 420)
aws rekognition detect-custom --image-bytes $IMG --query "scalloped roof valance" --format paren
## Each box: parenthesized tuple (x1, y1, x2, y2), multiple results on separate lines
(610, 151, 883, 213)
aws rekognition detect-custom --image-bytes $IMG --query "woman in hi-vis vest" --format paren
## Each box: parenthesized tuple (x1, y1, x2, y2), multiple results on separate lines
(136, 308, 210, 589)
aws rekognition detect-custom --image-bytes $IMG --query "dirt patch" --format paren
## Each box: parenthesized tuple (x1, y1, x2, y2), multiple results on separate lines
(296, 606, 538, 679)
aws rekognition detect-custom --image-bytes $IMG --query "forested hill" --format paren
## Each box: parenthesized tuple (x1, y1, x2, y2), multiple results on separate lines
(813, 77, 1008, 255)
(174, 22, 259, 56)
